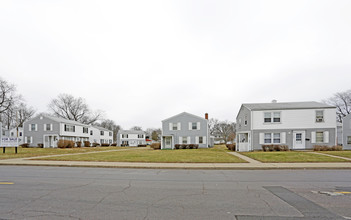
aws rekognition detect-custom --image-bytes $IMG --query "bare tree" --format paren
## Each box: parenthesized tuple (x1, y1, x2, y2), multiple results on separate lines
(130, 126, 142, 131)
(0, 78, 19, 115)
(324, 90, 351, 122)
(95, 119, 121, 142)
(208, 118, 219, 135)
(17, 103, 36, 127)
(48, 94, 103, 124)
(214, 120, 236, 143)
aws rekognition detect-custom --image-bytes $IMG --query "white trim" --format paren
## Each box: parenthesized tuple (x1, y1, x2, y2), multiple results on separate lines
(324, 131, 329, 143)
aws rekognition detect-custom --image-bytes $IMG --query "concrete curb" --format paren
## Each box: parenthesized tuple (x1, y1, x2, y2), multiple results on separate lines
(1, 159, 351, 170)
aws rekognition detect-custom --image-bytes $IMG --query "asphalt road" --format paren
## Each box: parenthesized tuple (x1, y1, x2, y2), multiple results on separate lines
(0, 166, 351, 220)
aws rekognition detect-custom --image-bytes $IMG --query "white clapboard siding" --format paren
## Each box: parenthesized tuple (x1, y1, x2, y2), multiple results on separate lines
(281, 132, 286, 144)
(259, 133, 264, 144)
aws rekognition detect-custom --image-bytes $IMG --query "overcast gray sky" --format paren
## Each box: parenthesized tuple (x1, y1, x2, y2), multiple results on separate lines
(1, 0, 351, 129)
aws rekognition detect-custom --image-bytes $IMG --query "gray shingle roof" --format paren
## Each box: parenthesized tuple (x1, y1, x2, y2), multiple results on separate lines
(117, 130, 145, 135)
(43, 115, 88, 126)
(91, 125, 112, 132)
(242, 101, 335, 111)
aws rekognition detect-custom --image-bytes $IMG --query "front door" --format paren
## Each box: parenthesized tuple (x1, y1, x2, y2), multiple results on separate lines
(164, 137, 172, 149)
(293, 131, 305, 149)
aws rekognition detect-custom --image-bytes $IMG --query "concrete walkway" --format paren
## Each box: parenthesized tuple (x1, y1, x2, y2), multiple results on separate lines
(227, 152, 262, 164)
(1, 151, 351, 169)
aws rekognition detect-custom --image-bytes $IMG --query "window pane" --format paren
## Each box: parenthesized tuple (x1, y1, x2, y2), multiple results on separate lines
(264, 133, 271, 143)
(316, 111, 324, 122)
(192, 122, 197, 130)
(316, 132, 324, 143)
(347, 136, 351, 145)
(273, 133, 280, 143)
(199, 136, 203, 144)
(273, 112, 280, 122)
(264, 113, 271, 122)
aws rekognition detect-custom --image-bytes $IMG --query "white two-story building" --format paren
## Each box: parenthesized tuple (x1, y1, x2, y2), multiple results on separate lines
(117, 130, 146, 147)
(236, 101, 337, 151)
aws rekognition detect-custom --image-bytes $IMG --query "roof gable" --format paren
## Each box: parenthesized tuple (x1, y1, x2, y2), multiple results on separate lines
(162, 112, 207, 122)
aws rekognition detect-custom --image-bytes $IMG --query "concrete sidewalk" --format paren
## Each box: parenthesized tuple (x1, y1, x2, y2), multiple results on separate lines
(1, 155, 351, 169)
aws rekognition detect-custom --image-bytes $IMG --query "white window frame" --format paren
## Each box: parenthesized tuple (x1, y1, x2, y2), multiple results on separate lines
(273, 133, 280, 143)
(315, 110, 324, 123)
(182, 136, 187, 144)
(264, 133, 272, 144)
(199, 136, 203, 144)
(316, 131, 324, 143)
(347, 136, 351, 145)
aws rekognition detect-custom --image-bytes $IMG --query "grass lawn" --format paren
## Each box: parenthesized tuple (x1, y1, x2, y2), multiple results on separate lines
(241, 151, 349, 163)
(318, 151, 351, 159)
(36, 145, 247, 163)
(0, 147, 122, 160)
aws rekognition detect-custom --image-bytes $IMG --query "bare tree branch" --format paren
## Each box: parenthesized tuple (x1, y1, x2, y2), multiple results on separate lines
(48, 94, 104, 124)
(324, 89, 351, 122)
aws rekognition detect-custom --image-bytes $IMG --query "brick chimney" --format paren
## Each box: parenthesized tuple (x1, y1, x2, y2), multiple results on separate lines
(205, 113, 208, 120)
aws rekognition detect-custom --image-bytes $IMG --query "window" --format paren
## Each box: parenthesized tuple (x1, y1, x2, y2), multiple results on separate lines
(109, 132, 112, 136)
(264, 112, 281, 123)
(100, 139, 104, 144)
(199, 136, 203, 144)
(192, 122, 197, 130)
(122, 134, 128, 138)
(11, 132, 14, 136)
(316, 131, 324, 143)
(182, 136, 187, 144)
(90, 130, 93, 135)
(172, 123, 178, 130)
(100, 131, 104, 135)
(244, 115, 248, 125)
(138, 134, 144, 138)
(273, 133, 280, 143)
(64, 124, 75, 132)
(296, 133, 302, 142)
(166, 138, 171, 145)
(83, 127, 88, 134)
(264, 113, 271, 123)
(45, 124, 52, 131)
(273, 112, 281, 122)
(316, 110, 324, 122)
(347, 136, 351, 145)
(264, 133, 272, 143)
(31, 124, 36, 131)
(19, 132, 22, 136)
